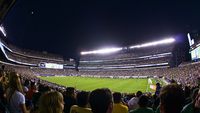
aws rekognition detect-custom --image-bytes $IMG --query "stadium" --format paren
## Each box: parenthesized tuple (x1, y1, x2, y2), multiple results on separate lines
(0, 36, 177, 93)
(0, 1, 200, 113)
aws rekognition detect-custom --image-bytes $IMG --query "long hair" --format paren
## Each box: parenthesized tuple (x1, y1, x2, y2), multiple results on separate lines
(39, 91, 64, 113)
(7, 71, 23, 102)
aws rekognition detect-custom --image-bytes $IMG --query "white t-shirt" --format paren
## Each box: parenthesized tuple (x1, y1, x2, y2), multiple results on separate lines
(128, 97, 139, 110)
(23, 86, 29, 93)
(9, 90, 25, 113)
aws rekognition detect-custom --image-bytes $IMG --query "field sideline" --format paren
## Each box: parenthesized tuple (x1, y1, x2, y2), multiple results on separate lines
(39, 76, 156, 93)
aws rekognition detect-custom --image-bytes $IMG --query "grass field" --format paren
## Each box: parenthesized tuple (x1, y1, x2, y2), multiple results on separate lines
(39, 76, 156, 93)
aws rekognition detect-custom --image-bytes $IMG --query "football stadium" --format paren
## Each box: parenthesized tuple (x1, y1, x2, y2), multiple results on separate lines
(0, 1, 200, 113)
(0, 37, 175, 93)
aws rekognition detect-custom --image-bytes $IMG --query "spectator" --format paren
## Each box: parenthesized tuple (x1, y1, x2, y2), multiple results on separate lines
(6, 71, 29, 113)
(128, 91, 142, 110)
(89, 88, 113, 113)
(64, 87, 77, 113)
(32, 84, 50, 112)
(26, 81, 36, 100)
(152, 94, 159, 111)
(23, 79, 29, 94)
(182, 88, 199, 113)
(112, 92, 128, 113)
(155, 83, 161, 96)
(70, 91, 92, 113)
(38, 91, 64, 113)
(159, 84, 184, 113)
(130, 95, 154, 113)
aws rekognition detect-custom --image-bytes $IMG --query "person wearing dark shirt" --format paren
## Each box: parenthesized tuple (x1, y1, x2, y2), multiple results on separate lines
(64, 87, 77, 113)
(182, 88, 200, 113)
(155, 83, 161, 96)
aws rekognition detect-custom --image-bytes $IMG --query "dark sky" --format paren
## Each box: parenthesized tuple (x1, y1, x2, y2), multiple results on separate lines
(2, 0, 200, 58)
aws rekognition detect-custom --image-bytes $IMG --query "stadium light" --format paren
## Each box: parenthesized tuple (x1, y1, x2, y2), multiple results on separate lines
(187, 33, 192, 46)
(0, 25, 6, 37)
(81, 47, 123, 55)
(129, 38, 175, 49)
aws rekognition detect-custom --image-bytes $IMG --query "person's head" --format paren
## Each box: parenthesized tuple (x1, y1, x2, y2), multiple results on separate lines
(0, 69, 4, 78)
(65, 87, 76, 97)
(30, 81, 35, 88)
(43, 85, 51, 92)
(38, 84, 44, 92)
(8, 71, 23, 93)
(138, 95, 149, 108)
(39, 91, 64, 113)
(156, 83, 160, 87)
(136, 91, 142, 97)
(76, 91, 90, 107)
(89, 88, 113, 113)
(159, 84, 184, 113)
(7, 71, 23, 102)
(24, 79, 30, 87)
(113, 92, 122, 103)
(1, 65, 5, 71)
(170, 79, 176, 84)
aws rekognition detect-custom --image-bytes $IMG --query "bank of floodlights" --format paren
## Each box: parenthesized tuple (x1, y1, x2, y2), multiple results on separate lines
(80, 38, 175, 55)
(129, 38, 175, 49)
(81, 47, 123, 55)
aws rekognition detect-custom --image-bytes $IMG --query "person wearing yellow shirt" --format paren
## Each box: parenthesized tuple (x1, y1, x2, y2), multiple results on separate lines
(112, 92, 128, 113)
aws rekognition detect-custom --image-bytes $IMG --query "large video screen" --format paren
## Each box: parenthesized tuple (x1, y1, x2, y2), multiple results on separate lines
(191, 46, 200, 60)
(39, 62, 63, 69)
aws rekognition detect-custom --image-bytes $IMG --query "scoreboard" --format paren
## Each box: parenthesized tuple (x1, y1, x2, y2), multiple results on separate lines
(191, 46, 200, 61)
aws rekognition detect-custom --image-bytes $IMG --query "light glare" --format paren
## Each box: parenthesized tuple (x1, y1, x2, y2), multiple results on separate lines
(187, 33, 192, 46)
(80, 38, 175, 55)
(129, 38, 175, 49)
(81, 47, 123, 55)
(0, 25, 6, 37)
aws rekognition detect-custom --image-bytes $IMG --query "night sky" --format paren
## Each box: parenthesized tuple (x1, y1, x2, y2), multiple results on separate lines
(2, 0, 200, 58)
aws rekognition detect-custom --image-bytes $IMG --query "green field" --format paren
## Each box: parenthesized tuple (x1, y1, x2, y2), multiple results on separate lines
(39, 76, 155, 93)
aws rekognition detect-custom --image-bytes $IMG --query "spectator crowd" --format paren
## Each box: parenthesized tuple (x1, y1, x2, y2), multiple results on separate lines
(0, 62, 199, 113)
